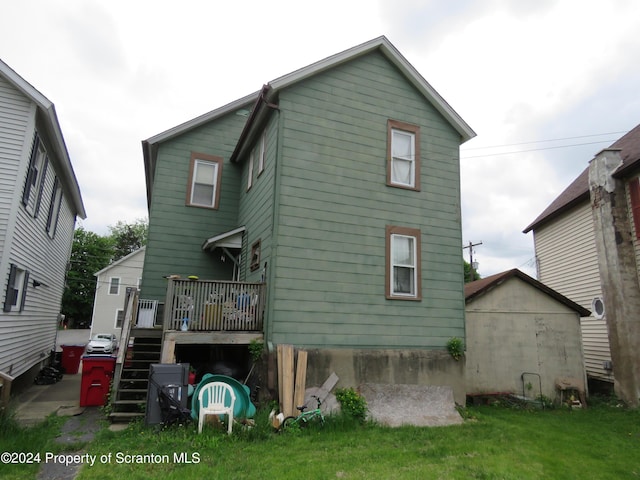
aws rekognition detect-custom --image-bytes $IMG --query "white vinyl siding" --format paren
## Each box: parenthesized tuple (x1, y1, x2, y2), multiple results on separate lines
(91, 248, 145, 338)
(0, 64, 82, 379)
(533, 201, 610, 381)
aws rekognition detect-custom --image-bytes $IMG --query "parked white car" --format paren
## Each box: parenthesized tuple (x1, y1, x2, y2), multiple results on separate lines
(86, 333, 118, 354)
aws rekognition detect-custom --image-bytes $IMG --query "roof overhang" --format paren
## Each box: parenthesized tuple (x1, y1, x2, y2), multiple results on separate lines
(230, 36, 476, 164)
(142, 93, 259, 209)
(202, 226, 246, 251)
(0, 59, 86, 219)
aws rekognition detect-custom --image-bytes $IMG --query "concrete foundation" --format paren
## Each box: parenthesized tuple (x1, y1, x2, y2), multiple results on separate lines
(304, 348, 465, 406)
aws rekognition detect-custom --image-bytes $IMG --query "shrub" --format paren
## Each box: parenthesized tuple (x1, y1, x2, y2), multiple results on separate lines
(335, 387, 368, 422)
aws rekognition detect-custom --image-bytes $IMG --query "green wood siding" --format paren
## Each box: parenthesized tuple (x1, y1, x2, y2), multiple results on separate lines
(141, 113, 247, 300)
(269, 51, 465, 349)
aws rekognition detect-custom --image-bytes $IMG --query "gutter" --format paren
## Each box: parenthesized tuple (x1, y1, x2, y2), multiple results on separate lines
(230, 85, 279, 164)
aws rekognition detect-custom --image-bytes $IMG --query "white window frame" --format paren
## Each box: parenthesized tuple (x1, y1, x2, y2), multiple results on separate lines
(3, 264, 29, 312)
(46, 176, 63, 237)
(186, 152, 223, 209)
(109, 277, 120, 295)
(386, 226, 421, 300)
(23, 137, 48, 214)
(247, 149, 254, 191)
(115, 309, 124, 328)
(258, 132, 266, 174)
(387, 120, 420, 191)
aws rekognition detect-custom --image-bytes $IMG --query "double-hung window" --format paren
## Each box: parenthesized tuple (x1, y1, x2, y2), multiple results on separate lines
(247, 150, 254, 191)
(23, 134, 49, 215)
(387, 120, 420, 190)
(386, 226, 421, 300)
(186, 152, 223, 209)
(46, 176, 63, 237)
(109, 277, 120, 295)
(3, 264, 29, 312)
(257, 132, 266, 175)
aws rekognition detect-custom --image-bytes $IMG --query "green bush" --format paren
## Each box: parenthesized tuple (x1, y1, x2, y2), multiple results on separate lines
(446, 337, 464, 360)
(335, 387, 368, 422)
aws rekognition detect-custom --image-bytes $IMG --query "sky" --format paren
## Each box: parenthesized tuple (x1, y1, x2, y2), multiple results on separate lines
(2, 0, 640, 278)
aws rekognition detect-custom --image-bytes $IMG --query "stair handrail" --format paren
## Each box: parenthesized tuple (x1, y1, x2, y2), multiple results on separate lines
(111, 288, 139, 406)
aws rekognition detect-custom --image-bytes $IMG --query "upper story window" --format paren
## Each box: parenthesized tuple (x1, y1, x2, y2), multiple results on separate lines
(386, 225, 422, 300)
(46, 176, 63, 237)
(257, 132, 266, 175)
(186, 152, 223, 209)
(387, 120, 420, 191)
(109, 277, 120, 295)
(247, 150, 254, 191)
(22, 134, 49, 215)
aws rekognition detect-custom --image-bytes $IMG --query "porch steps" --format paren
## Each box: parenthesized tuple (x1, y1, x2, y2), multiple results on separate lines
(109, 336, 162, 423)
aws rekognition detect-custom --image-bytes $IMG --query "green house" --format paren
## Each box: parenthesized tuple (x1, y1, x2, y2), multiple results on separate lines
(138, 36, 474, 405)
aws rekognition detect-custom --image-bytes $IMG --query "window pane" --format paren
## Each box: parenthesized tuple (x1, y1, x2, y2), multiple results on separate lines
(394, 266, 415, 295)
(195, 161, 215, 184)
(392, 130, 413, 159)
(392, 158, 413, 186)
(393, 235, 414, 265)
(192, 183, 214, 205)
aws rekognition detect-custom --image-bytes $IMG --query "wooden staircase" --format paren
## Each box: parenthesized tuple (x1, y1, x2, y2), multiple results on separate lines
(108, 289, 163, 423)
(109, 334, 161, 423)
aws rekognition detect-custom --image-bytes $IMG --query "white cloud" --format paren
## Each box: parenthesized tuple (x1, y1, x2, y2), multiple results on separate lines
(2, 0, 640, 277)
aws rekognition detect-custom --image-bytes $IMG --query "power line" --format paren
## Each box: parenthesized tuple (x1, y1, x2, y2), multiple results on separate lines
(463, 131, 626, 151)
(461, 139, 617, 160)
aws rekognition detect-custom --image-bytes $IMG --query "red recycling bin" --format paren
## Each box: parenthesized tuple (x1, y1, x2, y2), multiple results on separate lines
(60, 344, 87, 374)
(80, 355, 116, 407)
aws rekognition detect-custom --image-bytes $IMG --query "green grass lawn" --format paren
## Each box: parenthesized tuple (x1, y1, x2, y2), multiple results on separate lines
(2, 400, 639, 479)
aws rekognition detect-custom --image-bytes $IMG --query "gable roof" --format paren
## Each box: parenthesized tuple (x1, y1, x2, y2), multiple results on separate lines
(230, 36, 476, 163)
(524, 123, 640, 233)
(0, 59, 86, 219)
(465, 268, 590, 316)
(94, 246, 146, 276)
(142, 36, 476, 207)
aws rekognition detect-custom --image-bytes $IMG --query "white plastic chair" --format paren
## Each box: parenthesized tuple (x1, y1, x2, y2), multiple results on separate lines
(197, 381, 236, 434)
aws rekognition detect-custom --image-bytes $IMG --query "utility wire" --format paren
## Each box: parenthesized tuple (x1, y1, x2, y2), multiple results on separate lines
(463, 131, 626, 151)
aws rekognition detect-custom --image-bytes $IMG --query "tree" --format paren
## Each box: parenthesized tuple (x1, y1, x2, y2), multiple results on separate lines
(61, 227, 113, 327)
(464, 260, 481, 283)
(108, 218, 148, 261)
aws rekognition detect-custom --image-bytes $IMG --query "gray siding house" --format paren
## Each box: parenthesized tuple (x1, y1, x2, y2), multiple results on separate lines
(139, 37, 475, 404)
(0, 59, 86, 384)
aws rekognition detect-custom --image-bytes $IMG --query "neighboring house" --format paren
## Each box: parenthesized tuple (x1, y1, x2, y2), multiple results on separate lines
(0, 59, 86, 384)
(524, 124, 640, 395)
(137, 37, 475, 406)
(90, 247, 146, 339)
(465, 269, 589, 402)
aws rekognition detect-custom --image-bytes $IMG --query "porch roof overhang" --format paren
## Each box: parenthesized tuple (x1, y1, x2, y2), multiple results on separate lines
(202, 226, 246, 252)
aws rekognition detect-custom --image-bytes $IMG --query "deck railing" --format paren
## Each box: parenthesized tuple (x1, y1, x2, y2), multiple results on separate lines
(163, 279, 265, 332)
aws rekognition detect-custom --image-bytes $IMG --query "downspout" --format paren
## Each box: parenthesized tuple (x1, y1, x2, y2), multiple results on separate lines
(266, 107, 283, 352)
